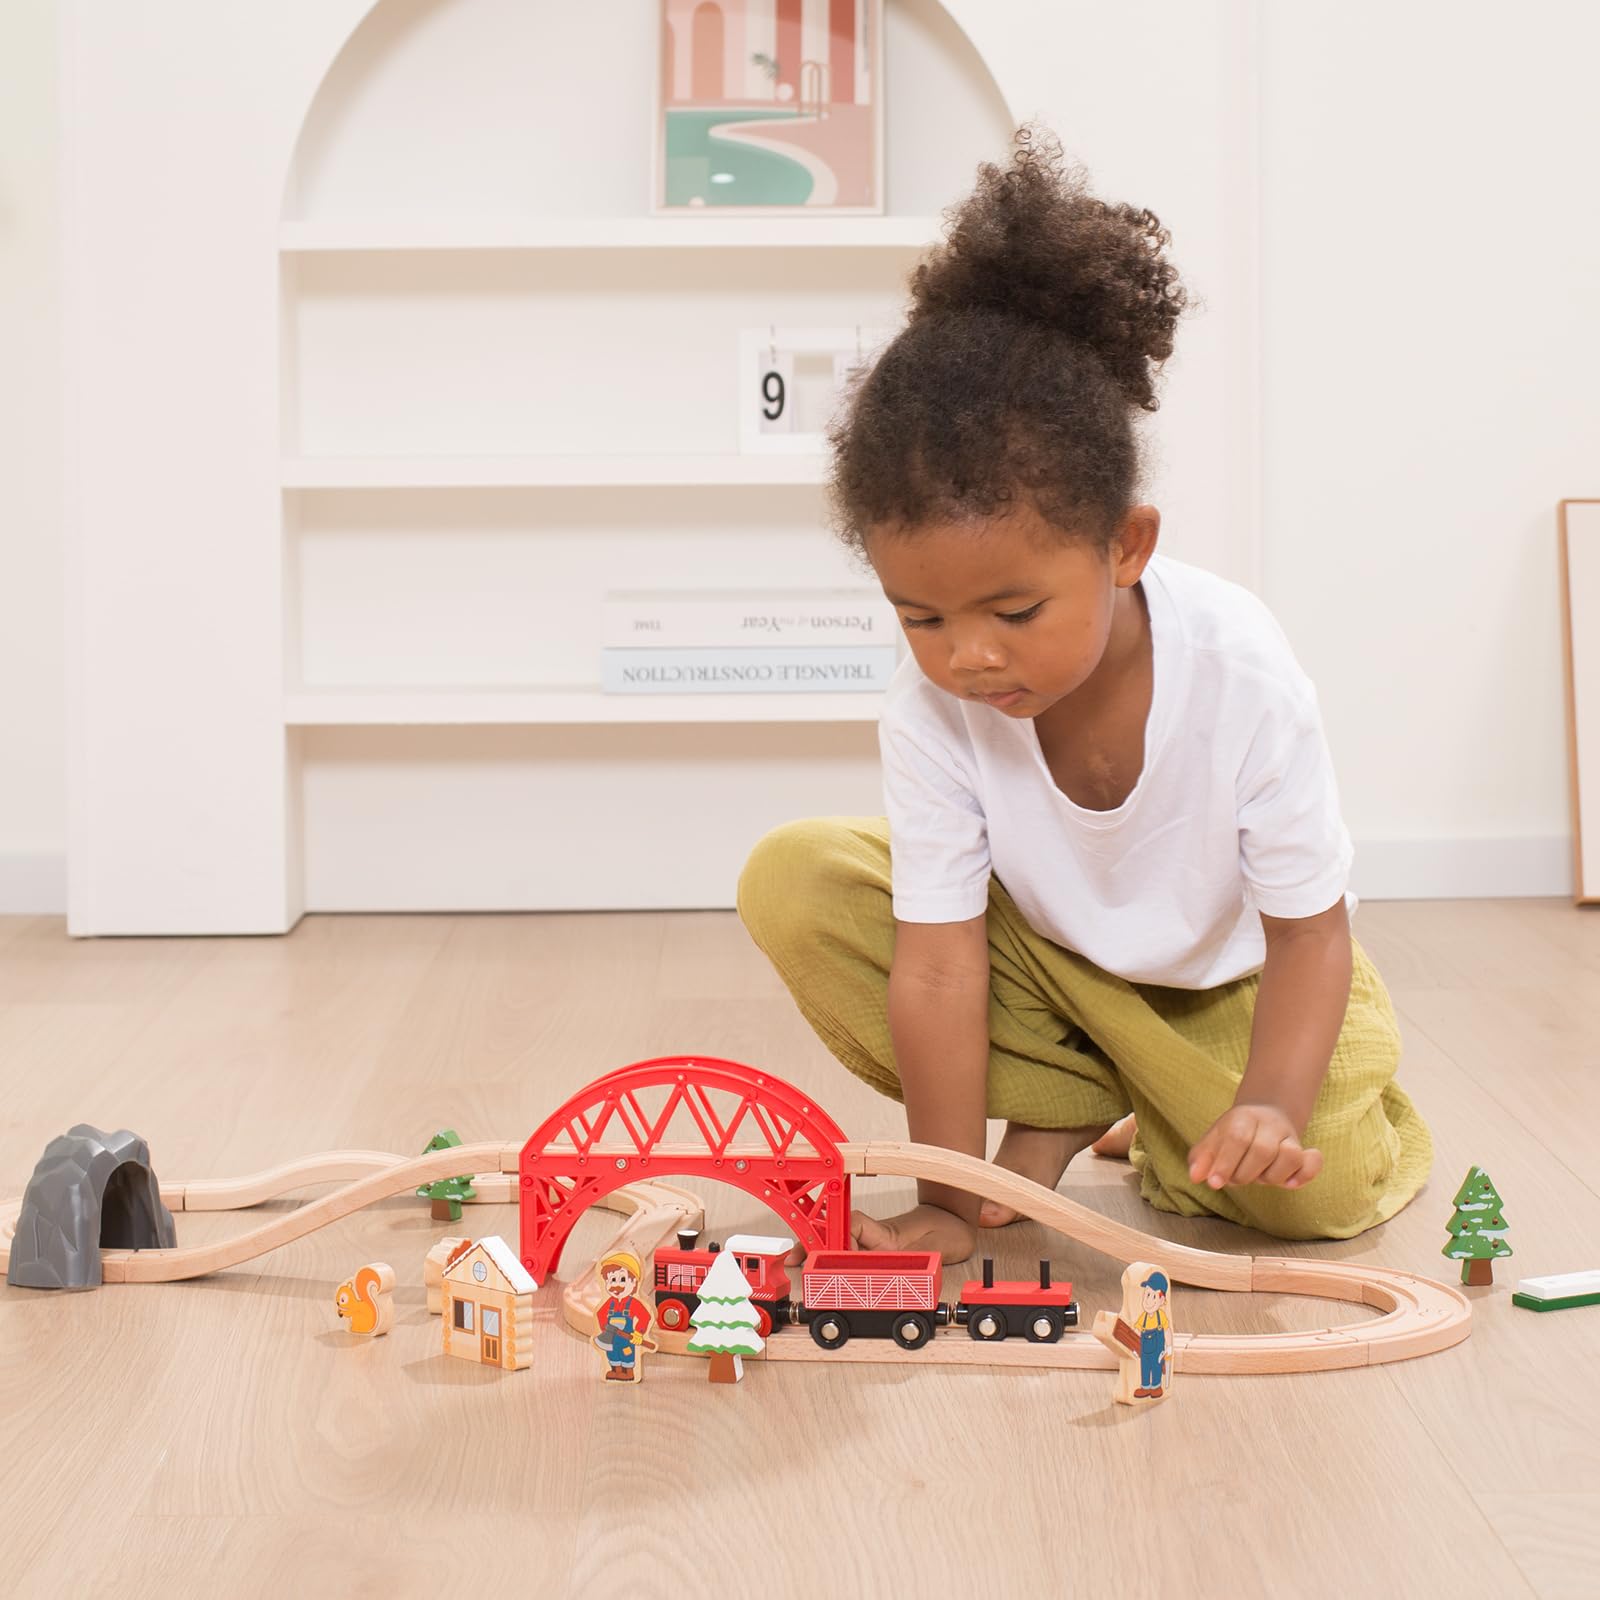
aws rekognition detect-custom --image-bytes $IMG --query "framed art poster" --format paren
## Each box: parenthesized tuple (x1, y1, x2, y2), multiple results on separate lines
(1559, 499, 1600, 903)
(654, 0, 884, 214)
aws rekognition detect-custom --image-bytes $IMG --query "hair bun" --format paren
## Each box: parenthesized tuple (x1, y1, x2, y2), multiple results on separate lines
(907, 124, 1186, 412)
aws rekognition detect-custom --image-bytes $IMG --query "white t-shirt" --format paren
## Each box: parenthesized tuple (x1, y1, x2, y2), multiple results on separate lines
(879, 553, 1355, 990)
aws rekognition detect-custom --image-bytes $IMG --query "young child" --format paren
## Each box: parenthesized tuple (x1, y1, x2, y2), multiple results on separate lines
(736, 127, 1432, 1264)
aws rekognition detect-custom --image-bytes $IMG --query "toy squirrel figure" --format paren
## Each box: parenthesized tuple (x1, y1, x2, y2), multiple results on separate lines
(335, 1262, 396, 1337)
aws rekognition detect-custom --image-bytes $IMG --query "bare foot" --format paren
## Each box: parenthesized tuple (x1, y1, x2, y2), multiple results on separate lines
(848, 1203, 977, 1265)
(978, 1121, 1112, 1228)
(1091, 1113, 1137, 1160)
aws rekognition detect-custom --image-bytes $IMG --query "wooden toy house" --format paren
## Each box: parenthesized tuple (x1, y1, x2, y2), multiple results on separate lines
(424, 1235, 470, 1315)
(441, 1235, 537, 1371)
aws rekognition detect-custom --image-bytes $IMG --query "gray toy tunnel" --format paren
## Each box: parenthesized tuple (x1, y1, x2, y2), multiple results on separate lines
(6, 1124, 177, 1290)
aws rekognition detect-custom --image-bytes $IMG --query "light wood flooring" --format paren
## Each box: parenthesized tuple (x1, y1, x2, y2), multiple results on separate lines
(0, 900, 1596, 1597)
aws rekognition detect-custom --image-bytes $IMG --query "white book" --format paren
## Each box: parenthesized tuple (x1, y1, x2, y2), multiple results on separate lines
(1515, 1270, 1600, 1299)
(603, 588, 898, 649)
(601, 645, 896, 694)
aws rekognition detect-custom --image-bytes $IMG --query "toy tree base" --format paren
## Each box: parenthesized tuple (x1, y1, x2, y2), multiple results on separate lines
(706, 1352, 744, 1384)
(1461, 1259, 1495, 1286)
(431, 1198, 463, 1223)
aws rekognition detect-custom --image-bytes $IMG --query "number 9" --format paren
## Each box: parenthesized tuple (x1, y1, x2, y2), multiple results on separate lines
(761, 370, 786, 421)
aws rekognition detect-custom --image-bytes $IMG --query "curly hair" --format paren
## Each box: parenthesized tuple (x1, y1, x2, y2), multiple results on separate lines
(827, 124, 1188, 555)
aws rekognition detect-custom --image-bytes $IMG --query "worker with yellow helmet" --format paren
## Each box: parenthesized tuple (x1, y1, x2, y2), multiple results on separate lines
(594, 1249, 654, 1382)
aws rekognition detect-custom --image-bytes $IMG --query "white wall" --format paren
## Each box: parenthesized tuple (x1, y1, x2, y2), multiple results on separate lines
(0, 0, 66, 913)
(4, 1, 1596, 914)
(1259, 0, 1598, 897)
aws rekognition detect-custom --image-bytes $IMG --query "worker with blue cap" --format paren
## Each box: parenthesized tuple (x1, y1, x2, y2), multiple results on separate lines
(1135, 1269, 1171, 1398)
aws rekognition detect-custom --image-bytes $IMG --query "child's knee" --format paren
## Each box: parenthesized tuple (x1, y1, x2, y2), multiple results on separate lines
(1228, 1132, 1396, 1241)
(1233, 1180, 1377, 1241)
(736, 818, 852, 948)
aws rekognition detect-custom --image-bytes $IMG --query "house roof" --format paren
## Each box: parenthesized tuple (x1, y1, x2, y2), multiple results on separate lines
(444, 1234, 537, 1295)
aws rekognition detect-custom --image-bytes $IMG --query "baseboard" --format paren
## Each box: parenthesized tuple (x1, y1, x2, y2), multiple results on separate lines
(0, 852, 68, 915)
(1351, 835, 1573, 901)
(6, 838, 1573, 921)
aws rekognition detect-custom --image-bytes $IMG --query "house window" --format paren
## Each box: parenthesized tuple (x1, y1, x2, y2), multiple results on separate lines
(453, 1297, 475, 1332)
(482, 1307, 500, 1336)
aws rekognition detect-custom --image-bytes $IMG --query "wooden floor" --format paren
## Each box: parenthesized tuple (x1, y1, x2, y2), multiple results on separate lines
(0, 900, 1596, 1597)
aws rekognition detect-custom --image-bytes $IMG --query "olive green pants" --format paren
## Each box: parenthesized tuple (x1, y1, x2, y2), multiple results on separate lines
(736, 816, 1432, 1240)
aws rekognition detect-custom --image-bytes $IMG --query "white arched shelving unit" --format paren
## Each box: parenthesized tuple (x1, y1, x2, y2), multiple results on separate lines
(61, 0, 1259, 932)
(278, 0, 1012, 914)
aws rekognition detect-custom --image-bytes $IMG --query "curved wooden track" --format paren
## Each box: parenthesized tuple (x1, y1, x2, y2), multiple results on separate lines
(0, 1139, 1470, 1374)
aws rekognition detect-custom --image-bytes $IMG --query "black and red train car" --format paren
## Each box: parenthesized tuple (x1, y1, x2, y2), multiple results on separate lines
(953, 1258, 1079, 1342)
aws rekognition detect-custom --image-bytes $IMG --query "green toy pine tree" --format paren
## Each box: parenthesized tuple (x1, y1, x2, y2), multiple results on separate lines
(1441, 1164, 1511, 1286)
(685, 1249, 765, 1383)
(415, 1129, 476, 1223)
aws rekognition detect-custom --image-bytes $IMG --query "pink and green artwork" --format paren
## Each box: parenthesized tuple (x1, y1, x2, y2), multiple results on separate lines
(655, 0, 883, 214)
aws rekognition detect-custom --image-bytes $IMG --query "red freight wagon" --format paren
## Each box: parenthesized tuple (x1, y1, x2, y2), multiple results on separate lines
(952, 1258, 1079, 1343)
(800, 1249, 951, 1350)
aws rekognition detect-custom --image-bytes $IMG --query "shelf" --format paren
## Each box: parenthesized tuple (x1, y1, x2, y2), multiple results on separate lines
(282, 454, 831, 489)
(279, 216, 941, 253)
(284, 687, 884, 726)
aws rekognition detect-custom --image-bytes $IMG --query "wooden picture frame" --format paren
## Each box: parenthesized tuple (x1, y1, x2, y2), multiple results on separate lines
(654, 0, 885, 215)
(1559, 499, 1600, 904)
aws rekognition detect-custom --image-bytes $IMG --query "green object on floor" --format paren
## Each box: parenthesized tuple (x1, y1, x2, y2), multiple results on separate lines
(1512, 1289, 1600, 1312)
(1441, 1165, 1511, 1286)
(416, 1128, 477, 1216)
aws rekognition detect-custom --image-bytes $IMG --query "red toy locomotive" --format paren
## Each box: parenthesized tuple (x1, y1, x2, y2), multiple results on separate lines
(653, 1228, 794, 1337)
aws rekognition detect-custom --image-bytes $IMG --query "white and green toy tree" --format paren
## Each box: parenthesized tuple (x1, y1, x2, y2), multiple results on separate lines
(1441, 1164, 1512, 1286)
(685, 1248, 765, 1383)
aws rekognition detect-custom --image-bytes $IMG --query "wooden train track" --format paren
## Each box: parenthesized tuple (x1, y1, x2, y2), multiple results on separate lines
(1, 1140, 1470, 1374)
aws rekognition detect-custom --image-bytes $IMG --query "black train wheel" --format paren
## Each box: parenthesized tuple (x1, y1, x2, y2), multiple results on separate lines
(967, 1306, 1008, 1341)
(810, 1312, 850, 1350)
(891, 1312, 934, 1350)
(1025, 1307, 1065, 1343)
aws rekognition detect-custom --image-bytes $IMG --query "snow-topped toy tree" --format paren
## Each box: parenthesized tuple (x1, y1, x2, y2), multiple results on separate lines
(1441, 1164, 1511, 1286)
(685, 1248, 765, 1383)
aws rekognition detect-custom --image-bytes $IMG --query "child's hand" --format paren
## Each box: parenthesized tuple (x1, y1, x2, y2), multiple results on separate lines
(1187, 1104, 1323, 1191)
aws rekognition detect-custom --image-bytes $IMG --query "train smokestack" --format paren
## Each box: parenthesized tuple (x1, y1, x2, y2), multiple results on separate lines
(676, 1228, 699, 1251)
(982, 1257, 994, 1290)
(1040, 1260, 1051, 1290)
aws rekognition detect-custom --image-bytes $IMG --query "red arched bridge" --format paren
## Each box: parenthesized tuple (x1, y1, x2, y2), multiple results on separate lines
(517, 1055, 853, 1281)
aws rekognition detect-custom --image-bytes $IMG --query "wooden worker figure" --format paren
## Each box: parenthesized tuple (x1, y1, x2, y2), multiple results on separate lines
(593, 1249, 655, 1383)
(1132, 1269, 1171, 1397)
(1092, 1259, 1175, 1406)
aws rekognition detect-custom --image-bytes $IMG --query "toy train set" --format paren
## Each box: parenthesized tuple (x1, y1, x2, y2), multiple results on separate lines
(654, 1230, 1080, 1350)
(1, 1054, 1479, 1381)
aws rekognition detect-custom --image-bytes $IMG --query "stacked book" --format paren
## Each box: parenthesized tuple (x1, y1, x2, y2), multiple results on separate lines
(601, 588, 899, 694)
